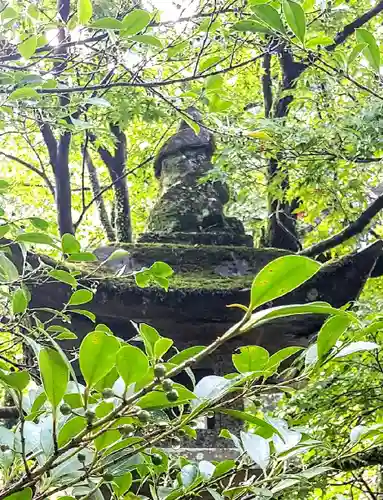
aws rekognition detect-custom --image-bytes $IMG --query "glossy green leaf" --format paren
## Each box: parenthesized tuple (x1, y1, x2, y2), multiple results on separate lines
(317, 315, 351, 359)
(0, 224, 10, 238)
(78, 0, 92, 24)
(283, 0, 306, 43)
(79, 330, 120, 387)
(250, 255, 321, 310)
(232, 20, 271, 34)
(348, 42, 368, 66)
(150, 261, 173, 278)
(16, 232, 55, 246)
(241, 302, 344, 333)
(129, 35, 162, 47)
(168, 346, 205, 365)
(71, 309, 96, 322)
(28, 217, 49, 230)
(67, 252, 97, 262)
(18, 35, 37, 59)
(140, 323, 160, 357)
(116, 344, 149, 386)
(112, 472, 133, 496)
(265, 346, 303, 376)
(217, 409, 279, 438)
(4, 488, 33, 500)
(95, 429, 120, 450)
(356, 28, 380, 72)
(49, 270, 78, 288)
(39, 348, 69, 408)
(0, 253, 19, 282)
(154, 337, 173, 359)
(251, 5, 285, 34)
(90, 17, 123, 29)
(12, 288, 28, 314)
(122, 9, 151, 35)
(9, 88, 40, 101)
(233, 346, 269, 373)
(58, 416, 87, 446)
(68, 289, 93, 306)
(61, 233, 81, 254)
(0, 370, 30, 392)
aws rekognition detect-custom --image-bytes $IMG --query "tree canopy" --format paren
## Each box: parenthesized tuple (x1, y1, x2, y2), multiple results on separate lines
(1, 0, 383, 499)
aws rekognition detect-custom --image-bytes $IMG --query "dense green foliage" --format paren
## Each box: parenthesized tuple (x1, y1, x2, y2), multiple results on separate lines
(1, 0, 383, 498)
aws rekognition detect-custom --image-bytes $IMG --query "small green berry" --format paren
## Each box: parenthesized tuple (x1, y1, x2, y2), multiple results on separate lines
(119, 424, 135, 436)
(151, 453, 163, 466)
(103, 472, 114, 482)
(166, 389, 179, 402)
(137, 409, 150, 424)
(102, 388, 114, 399)
(77, 452, 86, 463)
(154, 363, 166, 379)
(60, 403, 72, 416)
(85, 409, 96, 422)
(162, 378, 173, 391)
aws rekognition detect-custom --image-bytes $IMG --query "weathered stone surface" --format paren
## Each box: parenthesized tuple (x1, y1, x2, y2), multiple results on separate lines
(140, 108, 252, 246)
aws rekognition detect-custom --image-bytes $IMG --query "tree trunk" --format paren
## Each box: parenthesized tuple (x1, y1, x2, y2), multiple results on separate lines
(265, 46, 305, 251)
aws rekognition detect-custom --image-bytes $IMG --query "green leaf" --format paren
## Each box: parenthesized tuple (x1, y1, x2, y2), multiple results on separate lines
(116, 345, 149, 387)
(0, 224, 9, 238)
(122, 9, 151, 35)
(90, 17, 123, 29)
(233, 346, 269, 373)
(305, 35, 334, 49)
(206, 74, 224, 91)
(135, 269, 151, 288)
(137, 384, 195, 409)
(265, 346, 303, 376)
(283, 0, 306, 43)
(181, 464, 199, 488)
(199, 56, 221, 72)
(71, 309, 96, 322)
(18, 35, 37, 59)
(61, 233, 81, 254)
(86, 97, 111, 107)
(150, 261, 173, 278)
(168, 41, 188, 57)
(140, 323, 160, 357)
(129, 35, 162, 47)
(217, 409, 279, 438)
(334, 341, 379, 358)
(250, 255, 320, 310)
(241, 302, 344, 333)
(49, 270, 78, 288)
(4, 488, 33, 500)
(12, 288, 28, 315)
(16, 232, 55, 246)
(95, 429, 120, 450)
(58, 416, 87, 446)
(241, 431, 270, 473)
(67, 252, 97, 262)
(9, 88, 40, 101)
(28, 217, 49, 230)
(251, 5, 285, 34)
(56, 330, 78, 340)
(317, 315, 351, 359)
(168, 346, 205, 365)
(1, 7, 18, 21)
(348, 42, 367, 66)
(0, 253, 19, 282)
(154, 338, 173, 359)
(232, 20, 271, 34)
(78, 0, 92, 24)
(79, 330, 120, 387)
(356, 28, 380, 72)
(39, 348, 69, 409)
(68, 289, 93, 306)
(112, 472, 133, 496)
(0, 370, 30, 392)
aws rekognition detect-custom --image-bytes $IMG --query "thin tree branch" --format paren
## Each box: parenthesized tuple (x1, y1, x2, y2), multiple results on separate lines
(300, 192, 383, 257)
(0, 151, 55, 196)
